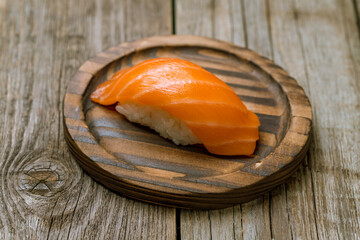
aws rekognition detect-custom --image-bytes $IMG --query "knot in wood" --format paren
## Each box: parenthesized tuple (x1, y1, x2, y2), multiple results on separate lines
(19, 157, 67, 197)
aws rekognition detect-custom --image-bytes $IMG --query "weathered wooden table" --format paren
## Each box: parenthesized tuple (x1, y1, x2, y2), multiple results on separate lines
(1, 0, 359, 239)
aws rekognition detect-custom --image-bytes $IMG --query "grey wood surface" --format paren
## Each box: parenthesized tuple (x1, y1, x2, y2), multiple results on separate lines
(176, 0, 360, 239)
(0, 0, 175, 239)
(1, 0, 359, 239)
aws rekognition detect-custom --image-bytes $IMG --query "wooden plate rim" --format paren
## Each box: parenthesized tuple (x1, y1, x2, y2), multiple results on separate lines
(63, 35, 312, 198)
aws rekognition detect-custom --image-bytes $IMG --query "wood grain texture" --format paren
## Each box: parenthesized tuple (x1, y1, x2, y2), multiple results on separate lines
(1, 0, 359, 238)
(290, 0, 360, 238)
(177, 0, 360, 239)
(63, 35, 311, 209)
(0, 0, 175, 239)
(176, 0, 275, 238)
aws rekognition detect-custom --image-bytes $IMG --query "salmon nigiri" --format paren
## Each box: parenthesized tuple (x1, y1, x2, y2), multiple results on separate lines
(91, 58, 260, 156)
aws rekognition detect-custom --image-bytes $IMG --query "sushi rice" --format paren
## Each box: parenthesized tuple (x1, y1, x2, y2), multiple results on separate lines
(116, 102, 201, 145)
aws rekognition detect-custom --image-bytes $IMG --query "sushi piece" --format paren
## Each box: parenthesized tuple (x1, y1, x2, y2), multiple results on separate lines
(91, 58, 260, 156)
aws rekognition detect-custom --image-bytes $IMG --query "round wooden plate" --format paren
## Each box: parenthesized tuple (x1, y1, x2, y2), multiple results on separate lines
(63, 35, 312, 209)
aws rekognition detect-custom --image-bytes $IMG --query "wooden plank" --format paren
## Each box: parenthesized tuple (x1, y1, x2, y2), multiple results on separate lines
(262, 0, 360, 239)
(242, 0, 273, 58)
(176, 0, 246, 45)
(177, 0, 360, 239)
(288, 0, 360, 239)
(176, 0, 274, 239)
(181, 207, 240, 240)
(176, 1, 241, 238)
(266, 1, 316, 239)
(268, 1, 320, 239)
(0, 0, 175, 239)
(271, 0, 360, 238)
